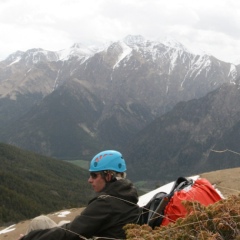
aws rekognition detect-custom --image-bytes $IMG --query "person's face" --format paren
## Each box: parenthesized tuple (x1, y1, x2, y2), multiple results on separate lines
(88, 172, 106, 192)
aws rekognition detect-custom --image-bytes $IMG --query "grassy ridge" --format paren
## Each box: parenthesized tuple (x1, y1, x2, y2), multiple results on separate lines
(66, 159, 90, 170)
(0, 143, 92, 225)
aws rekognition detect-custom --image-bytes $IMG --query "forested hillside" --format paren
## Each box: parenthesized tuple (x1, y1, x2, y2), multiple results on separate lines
(0, 143, 92, 226)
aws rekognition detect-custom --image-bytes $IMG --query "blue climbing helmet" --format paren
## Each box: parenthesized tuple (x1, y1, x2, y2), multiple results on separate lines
(89, 150, 126, 172)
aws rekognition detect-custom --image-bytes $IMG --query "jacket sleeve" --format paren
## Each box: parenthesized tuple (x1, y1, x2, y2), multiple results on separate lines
(21, 227, 80, 240)
(66, 196, 112, 238)
(21, 197, 112, 240)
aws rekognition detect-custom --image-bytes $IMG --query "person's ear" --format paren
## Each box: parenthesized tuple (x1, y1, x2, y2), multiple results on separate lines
(105, 172, 112, 182)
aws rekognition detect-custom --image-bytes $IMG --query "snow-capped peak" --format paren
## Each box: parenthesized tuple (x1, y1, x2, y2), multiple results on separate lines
(4, 49, 59, 66)
(162, 37, 188, 52)
(5, 51, 24, 64)
(58, 43, 104, 61)
(58, 43, 92, 61)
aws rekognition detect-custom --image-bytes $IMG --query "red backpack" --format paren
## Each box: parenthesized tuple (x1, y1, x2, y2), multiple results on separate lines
(161, 177, 222, 226)
(138, 177, 222, 228)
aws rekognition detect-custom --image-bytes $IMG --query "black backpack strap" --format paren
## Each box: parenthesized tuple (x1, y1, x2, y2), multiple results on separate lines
(147, 193, 169, 228)
(137, 191, 167, 226)
(169, 177, 193, 196)
(147, 192, 167, 221)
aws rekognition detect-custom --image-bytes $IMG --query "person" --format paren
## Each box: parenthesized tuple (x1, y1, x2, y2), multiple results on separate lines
(17, 150, 140, 240)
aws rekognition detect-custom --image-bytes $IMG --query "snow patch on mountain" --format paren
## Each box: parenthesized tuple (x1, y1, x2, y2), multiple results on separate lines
(7, 57, 21, 66)
(53, 69, 61, 91)
(180, 54, 213, 88)
(228, 64, 238, 83)
(113, 42, 132, 69)
(168, 49, 179, 74)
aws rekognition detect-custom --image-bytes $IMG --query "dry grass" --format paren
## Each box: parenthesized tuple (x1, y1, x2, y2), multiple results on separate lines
(200, 167, 240, 198)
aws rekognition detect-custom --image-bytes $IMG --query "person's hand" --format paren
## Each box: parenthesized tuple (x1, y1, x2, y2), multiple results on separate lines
(16, 234, 24, 240)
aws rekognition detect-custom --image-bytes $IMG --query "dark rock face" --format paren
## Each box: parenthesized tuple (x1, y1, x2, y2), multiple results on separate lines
(124, 83, 240, 182)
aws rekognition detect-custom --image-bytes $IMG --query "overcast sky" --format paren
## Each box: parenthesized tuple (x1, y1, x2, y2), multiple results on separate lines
(1, 0, 240, 63)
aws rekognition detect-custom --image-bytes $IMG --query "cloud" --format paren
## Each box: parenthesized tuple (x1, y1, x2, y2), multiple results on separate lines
(0, 0, 240, 63)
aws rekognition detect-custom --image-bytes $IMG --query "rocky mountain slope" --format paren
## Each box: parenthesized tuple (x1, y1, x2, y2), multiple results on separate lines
(0, 35, 239, 159)
(124, 82, 240, 182)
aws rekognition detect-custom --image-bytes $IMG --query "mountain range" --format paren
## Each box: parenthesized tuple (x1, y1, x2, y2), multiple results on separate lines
(0, 35, 240, 180)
